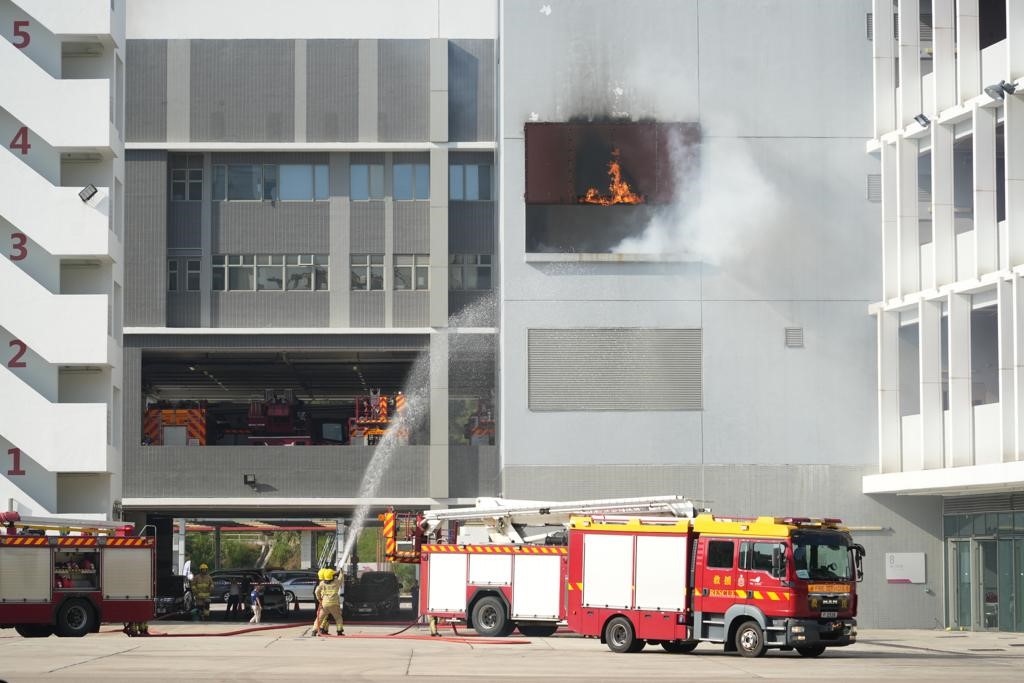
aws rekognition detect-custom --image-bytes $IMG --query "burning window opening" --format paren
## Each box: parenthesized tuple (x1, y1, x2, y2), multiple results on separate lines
(577, 149, 645, 206)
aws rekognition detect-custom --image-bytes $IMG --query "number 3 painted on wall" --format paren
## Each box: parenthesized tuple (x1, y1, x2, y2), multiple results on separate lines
(7, 447, 25, 476)
(8, 340, 27, 368)
(12, 20, 30, 48)
(10, 232, 27, 261)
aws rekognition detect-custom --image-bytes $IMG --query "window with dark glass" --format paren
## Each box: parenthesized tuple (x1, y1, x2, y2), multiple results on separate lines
(171, 168, 202, 202)
(449, 254, 492, 290)
(167, 260, 178, 291)
(226, 165, 262, 201)
(395, 255, 429, 290)
(186, 259, 200, 291)
(351, 254, 384, 290)
(706, 540, 735, 569)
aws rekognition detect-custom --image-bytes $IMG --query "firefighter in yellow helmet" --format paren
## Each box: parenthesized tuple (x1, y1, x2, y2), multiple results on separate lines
(314, 568, 345, 636)
(311, 568, 326, 635)
(192, 563, 213, 620)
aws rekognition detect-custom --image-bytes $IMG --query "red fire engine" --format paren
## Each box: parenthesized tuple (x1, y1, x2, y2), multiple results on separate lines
(0, 512, 155, 638)
(566, 513, 864, 656)
(380, 496, 696, 637)
(349, 390, 408, 446)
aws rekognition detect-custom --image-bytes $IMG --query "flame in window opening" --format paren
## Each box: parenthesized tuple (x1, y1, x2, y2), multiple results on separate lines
(578, 149, 645, 205)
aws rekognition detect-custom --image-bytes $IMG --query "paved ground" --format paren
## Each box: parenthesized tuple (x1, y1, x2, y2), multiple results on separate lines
(2, 623, 1023, 682)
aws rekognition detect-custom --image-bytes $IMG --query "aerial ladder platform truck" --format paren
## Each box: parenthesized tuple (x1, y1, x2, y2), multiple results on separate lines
(380, 496, 698, 637)
(0, 512, 155, 638)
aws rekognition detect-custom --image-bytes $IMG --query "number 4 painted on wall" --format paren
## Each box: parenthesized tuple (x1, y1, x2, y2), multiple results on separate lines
(9, 127, 30, 155)
(7, 447, 25, 476)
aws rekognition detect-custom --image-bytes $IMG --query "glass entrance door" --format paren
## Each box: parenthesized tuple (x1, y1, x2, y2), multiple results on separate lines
(1017, 540, 1024, 632)
(953, 540, 971, 629)
(978, 541, 999, 630)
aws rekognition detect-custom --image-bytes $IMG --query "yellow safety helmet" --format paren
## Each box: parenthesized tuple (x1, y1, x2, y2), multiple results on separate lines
(322, 568, 336, 581)
(199, 563, 209, 570)
(317, 568, 326, 580)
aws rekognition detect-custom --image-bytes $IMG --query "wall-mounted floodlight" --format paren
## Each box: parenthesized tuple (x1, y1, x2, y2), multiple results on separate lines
(913, 114, 930, 127)
(984, 80, 1017, 100)
(78, 184, 98, 202)
(243, 473, 257, 488)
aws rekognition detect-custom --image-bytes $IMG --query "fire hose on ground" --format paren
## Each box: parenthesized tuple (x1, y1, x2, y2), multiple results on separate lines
(105, 617, 531, 644)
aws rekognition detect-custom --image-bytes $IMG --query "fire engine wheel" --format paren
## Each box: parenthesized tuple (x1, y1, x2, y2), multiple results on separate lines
(14, 624, 53, 638)
(661, 640, 699, 654)
(471, 596, 511, 637)
(604, 616, 641, 653)
(55, 599, 96, 638)
(734, 620, 767, 658)
(796, 645, 827, 658)
(517, 624, 558, 638)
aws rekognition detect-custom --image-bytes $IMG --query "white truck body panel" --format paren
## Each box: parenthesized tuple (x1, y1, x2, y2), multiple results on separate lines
(582, 533, 633, 609)
(102, 547, 152, 600)
(468, 553, 512, 585)
(634, 535, 688, 611)
(511, 554, 561, 620)
(0, 547, 50, 602)
(427, 552, 467, 612)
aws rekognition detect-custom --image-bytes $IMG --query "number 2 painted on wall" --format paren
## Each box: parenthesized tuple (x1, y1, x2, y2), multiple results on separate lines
(12, 20, 30, 49)
(10, 232, 27, 261)
(8, 340, 27, 368)
(7, 448, 25, 476)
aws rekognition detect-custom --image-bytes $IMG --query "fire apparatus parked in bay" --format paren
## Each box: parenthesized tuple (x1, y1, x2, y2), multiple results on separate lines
(567, 513, 864, 656)
(0, 512, 155, 638)
(381, 497, 697, 637)
(383, 498, 864, 657)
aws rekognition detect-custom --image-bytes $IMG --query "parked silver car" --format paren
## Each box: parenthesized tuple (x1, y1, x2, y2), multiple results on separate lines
(278, 574, 319, 604)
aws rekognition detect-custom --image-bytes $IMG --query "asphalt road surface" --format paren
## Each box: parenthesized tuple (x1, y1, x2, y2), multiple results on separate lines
(1, 625, 1023, 681)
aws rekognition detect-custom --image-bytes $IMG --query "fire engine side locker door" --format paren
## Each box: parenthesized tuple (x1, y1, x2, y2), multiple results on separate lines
(511, 554, 561, 620)
(426, 553, 468, 613)
(0, 546, 51, 602)
(581, 533, 633, 609)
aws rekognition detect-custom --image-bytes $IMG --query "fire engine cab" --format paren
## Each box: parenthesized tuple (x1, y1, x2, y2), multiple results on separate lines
(566, 513, 865, 657)
(0, 512, 155, 638)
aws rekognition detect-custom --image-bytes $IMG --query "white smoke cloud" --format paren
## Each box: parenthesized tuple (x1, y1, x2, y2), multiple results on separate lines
(613, 132, 783, 265)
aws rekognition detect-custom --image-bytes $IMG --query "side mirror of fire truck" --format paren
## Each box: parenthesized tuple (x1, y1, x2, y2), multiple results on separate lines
(771, 545, 786, 578)
(852, 543, 866, 582)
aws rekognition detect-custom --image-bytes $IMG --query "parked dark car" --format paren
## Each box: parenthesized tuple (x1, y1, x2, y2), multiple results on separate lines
(211, 573, 259, 603)
(259, 583, 289, 617)
(155, 575, 194, 617)
(344, 571, 401, 618)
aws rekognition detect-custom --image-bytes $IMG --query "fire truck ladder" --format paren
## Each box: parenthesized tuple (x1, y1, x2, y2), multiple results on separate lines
(421, 495, 700, 545)
(0, 511, 135, 535)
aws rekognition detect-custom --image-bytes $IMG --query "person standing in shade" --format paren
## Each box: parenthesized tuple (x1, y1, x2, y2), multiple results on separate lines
(226, 577, 241, 620)
(249, 584, 263, 624)
(192, 564, 213, 620)
(314, 568, 344, 636)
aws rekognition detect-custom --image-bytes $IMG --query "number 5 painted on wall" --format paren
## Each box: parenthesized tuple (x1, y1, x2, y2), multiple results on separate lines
(12, 20, 30, 49)
(7, 447, 25, 476)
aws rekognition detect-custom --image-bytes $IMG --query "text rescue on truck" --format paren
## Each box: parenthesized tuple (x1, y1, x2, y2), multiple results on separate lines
(567, 513, 865, 656)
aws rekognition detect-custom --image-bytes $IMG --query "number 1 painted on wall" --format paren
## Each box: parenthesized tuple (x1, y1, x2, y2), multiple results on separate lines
(7, 447, 25, 476)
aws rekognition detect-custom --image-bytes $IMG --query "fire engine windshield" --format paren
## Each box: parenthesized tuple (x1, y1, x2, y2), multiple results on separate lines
(791, 532, 852, 581)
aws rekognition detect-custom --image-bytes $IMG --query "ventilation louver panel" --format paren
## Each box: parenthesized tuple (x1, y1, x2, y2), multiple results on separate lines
(528, 328, 702, 411)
